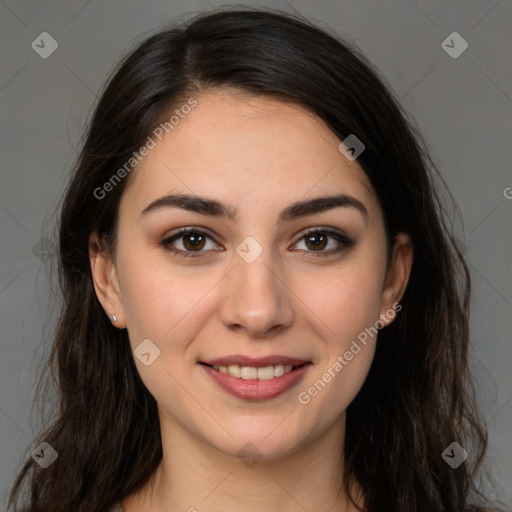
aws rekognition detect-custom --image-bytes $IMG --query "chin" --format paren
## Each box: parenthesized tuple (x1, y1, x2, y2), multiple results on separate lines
(201, 416, 313, 463)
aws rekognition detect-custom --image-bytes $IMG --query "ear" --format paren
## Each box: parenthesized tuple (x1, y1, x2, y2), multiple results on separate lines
(89, 232, 126, 328)
(379, 232, 413, 327)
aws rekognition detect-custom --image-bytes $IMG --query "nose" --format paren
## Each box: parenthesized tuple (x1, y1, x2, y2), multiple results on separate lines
(218, 249, 295, 338)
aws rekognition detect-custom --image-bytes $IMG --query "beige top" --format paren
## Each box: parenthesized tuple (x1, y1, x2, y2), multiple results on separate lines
(109, 504, 124, 512)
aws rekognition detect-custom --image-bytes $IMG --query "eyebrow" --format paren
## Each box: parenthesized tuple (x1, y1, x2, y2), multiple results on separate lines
(140, 193, 368, 224)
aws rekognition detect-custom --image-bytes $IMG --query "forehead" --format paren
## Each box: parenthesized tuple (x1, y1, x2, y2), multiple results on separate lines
(120, 90, 380, 222)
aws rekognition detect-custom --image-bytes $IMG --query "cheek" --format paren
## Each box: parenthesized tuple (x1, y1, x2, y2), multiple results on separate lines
(302, 255, 385, 344)
(115, 248, 222, 410)
(294, 251, 385, 410)
(117, 245, 220, 350)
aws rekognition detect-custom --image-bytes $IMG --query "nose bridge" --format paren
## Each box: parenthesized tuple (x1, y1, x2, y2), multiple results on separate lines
(218, 242, 294, 336)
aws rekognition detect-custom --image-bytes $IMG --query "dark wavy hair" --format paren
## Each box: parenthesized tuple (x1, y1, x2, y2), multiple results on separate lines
(9, 7, 498, 512)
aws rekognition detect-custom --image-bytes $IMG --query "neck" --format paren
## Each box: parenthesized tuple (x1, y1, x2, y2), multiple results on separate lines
(124, 410, 362, 512)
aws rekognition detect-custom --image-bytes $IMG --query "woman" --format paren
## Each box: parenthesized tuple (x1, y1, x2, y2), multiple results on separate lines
(8, 8, 499, 512)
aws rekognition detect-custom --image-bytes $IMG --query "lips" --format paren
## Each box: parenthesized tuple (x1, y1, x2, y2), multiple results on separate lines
(199, 355, 312, 400)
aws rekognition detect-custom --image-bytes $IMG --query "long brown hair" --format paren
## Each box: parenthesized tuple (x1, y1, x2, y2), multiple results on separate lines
(9, 8, 497, 511)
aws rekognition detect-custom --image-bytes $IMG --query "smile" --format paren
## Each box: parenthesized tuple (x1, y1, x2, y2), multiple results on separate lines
(199, 358, 312, 400)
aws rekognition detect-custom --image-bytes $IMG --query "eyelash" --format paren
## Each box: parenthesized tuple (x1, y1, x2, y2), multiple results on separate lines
(160, 227, 355, 259)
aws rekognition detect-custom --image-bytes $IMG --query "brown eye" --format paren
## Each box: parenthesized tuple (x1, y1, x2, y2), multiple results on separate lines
(292, 229, 355, 256)
(161, 228, 221, 258)
(182, 232, 206, 251)
(304, 232, 328, 251)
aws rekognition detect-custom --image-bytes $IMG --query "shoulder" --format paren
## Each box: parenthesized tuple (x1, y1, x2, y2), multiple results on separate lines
(109, 504, 125, 512)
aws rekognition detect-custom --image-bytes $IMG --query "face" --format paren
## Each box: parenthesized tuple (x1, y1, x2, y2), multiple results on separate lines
(90, 89, 412, 460)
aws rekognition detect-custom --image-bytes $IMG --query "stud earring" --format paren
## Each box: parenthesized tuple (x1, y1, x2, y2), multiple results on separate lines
(109, 315, 117, 323)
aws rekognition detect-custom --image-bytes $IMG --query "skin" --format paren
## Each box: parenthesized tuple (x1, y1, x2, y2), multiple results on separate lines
(90, 89, 413, 512)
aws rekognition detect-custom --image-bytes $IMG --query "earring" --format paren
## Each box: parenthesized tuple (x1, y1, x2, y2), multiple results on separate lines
(109, 315, 117, 323)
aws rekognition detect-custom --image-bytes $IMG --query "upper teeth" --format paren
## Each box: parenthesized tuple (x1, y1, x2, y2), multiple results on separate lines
(213, 364, 294, 380)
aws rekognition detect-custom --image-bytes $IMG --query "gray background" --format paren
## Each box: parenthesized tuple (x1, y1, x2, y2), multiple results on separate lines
(1, 0, 511, 508)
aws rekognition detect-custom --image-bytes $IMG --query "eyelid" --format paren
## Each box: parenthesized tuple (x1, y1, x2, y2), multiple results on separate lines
(294, 226, 351, 241)
(162, 225, 218, 242)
